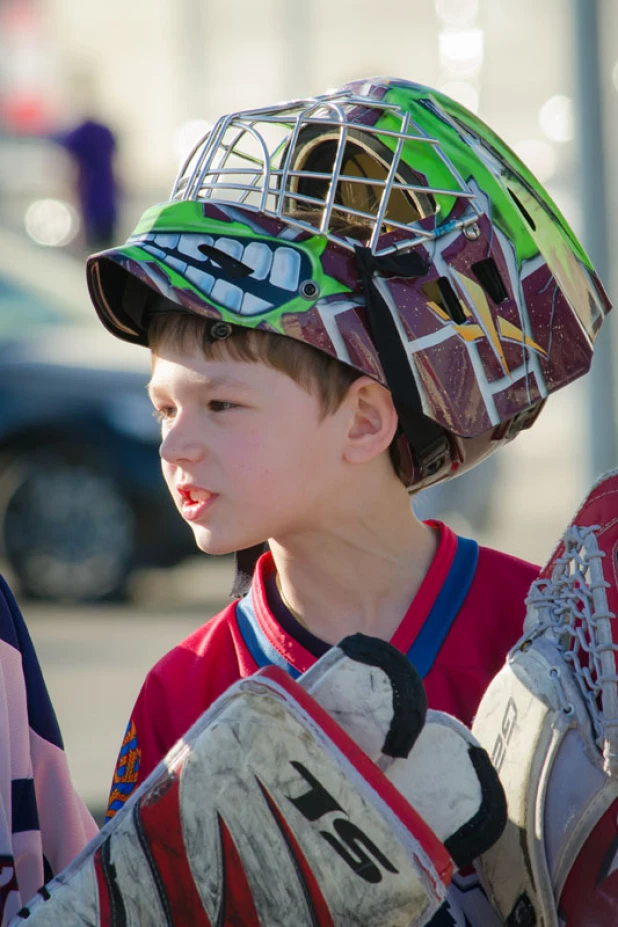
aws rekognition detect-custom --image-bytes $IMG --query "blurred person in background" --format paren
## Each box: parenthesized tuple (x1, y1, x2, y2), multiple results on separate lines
(0, 574, 97, 926)
(54, 66, 119, 250)
(56, 116, 117, 249)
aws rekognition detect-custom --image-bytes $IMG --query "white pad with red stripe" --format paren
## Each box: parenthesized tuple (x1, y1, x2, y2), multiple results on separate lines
(13, 635, 505, 926)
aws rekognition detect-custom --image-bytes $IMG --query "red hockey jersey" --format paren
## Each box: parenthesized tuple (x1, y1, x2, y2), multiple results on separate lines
(107, 522, 538, 818)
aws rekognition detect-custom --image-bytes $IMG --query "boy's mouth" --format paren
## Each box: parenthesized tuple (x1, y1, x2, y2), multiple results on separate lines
(177, 485, 217, 520)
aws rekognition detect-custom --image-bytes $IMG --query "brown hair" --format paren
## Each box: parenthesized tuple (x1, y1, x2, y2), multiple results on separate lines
(148, 313, 362, 419)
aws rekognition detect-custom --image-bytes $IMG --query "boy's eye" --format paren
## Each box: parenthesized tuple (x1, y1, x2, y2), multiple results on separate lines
(153, 407, 175, 425)
(209, 400, 237, 412)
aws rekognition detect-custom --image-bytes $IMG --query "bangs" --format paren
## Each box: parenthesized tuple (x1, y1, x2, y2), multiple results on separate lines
(148, 313, 361, 417)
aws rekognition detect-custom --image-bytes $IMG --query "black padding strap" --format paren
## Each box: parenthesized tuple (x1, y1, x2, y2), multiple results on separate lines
(444, 745, 508, 869)
(338, 634, 427, 758)
(354, 246, 450, 479)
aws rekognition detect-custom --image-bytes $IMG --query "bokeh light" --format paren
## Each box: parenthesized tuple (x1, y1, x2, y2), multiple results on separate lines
(24, 197, 79, 247)
(439, 29, 484, 79)
(538, 94, 574, 143)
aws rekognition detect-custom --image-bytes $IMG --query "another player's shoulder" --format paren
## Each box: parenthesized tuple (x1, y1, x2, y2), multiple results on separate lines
(0, 572, 23, 643)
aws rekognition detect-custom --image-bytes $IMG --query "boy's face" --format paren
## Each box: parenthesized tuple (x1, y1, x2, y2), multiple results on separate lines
(148, 339, 350, 555)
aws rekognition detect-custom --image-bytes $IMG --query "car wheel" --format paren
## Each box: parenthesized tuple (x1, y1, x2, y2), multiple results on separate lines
(0, 452, 137, 602)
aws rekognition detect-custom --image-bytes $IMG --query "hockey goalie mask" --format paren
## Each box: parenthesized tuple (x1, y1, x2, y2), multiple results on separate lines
(86, 77, 611, 490)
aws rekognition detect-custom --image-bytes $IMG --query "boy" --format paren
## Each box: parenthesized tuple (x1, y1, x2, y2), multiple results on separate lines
(86, 77, 608, 906)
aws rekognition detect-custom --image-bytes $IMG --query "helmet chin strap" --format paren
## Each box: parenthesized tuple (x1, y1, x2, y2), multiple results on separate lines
(353, 246, 451, 481)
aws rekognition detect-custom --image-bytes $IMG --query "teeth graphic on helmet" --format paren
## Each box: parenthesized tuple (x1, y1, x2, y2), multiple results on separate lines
(155, 233, 180, 249)
(185, 266, 215, 294)
(136, 233, 298, 315)
(211, 279, 243, 311)
(239, 293, 273, 314)
(213, 238, 244, 262)
(178, 234, 214, 260)
(243, 241, 273, 280)
(165, 255, 188, 275)
(142, 243, 167, 261)
(269, 247, 301, 291)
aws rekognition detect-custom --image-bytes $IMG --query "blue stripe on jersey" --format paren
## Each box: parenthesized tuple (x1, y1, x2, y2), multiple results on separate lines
(0, 574, 64, 749)
(12, 778, 40, 833)
(235, 592, 301, 679)
(407, 535, 479, 678)
(235, 535, 479, 681)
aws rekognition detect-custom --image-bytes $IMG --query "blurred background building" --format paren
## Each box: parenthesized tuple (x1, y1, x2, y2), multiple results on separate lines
(0, 0, 617, 816)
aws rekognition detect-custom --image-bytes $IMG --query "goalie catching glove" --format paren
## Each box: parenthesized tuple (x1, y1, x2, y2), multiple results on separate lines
(472, 469, 618, 927)
(13, 634, 506, 926)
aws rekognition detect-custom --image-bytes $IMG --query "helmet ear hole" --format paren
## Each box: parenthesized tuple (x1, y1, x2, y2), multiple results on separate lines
(421, 279, 467, 325)
(471, 258, 509, 305)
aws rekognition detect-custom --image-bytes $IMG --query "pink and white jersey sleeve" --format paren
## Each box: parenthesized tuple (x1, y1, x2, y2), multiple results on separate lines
(0, 576, 97, 925)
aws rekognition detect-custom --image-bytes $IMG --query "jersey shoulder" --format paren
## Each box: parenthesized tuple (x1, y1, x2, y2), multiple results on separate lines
(423, 541, 540, 723)
(461, 541, 539, 655)
(122, 601, 254, 790)
(475, 542, 539, 590)
(146, 601, 247, 699)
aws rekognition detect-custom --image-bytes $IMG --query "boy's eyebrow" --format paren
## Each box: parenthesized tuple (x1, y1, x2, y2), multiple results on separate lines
(146, 373, 251, 398)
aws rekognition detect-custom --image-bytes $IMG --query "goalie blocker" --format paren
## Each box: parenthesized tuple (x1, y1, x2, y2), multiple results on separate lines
(13, 635, 506, 926)
(473, 469, 618, 927)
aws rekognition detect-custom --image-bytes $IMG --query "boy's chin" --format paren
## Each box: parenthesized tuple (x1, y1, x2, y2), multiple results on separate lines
(191, 527, 263, 558)
(193, 536, 234, 557)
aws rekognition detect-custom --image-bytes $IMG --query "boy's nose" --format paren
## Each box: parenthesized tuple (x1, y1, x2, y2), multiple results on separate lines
(159, 427, 206, 465)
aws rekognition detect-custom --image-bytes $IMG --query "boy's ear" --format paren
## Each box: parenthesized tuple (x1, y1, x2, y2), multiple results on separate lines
(343, 377, 399, 465)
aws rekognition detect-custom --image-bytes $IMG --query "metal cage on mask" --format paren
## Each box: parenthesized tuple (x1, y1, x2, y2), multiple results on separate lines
(172, 87, 482, 255)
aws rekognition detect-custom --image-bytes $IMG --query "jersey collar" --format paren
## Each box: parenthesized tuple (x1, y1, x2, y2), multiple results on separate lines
(234, 522, 479, 679)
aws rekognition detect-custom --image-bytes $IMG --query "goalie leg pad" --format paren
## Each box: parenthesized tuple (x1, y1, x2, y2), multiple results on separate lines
(305, 637, 507, 869)
(16, 642, 453, 926)
(15, 635, 507, 926)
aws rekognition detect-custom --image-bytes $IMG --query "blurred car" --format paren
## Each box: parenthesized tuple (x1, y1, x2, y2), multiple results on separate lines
(0, 229, 196, 602)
